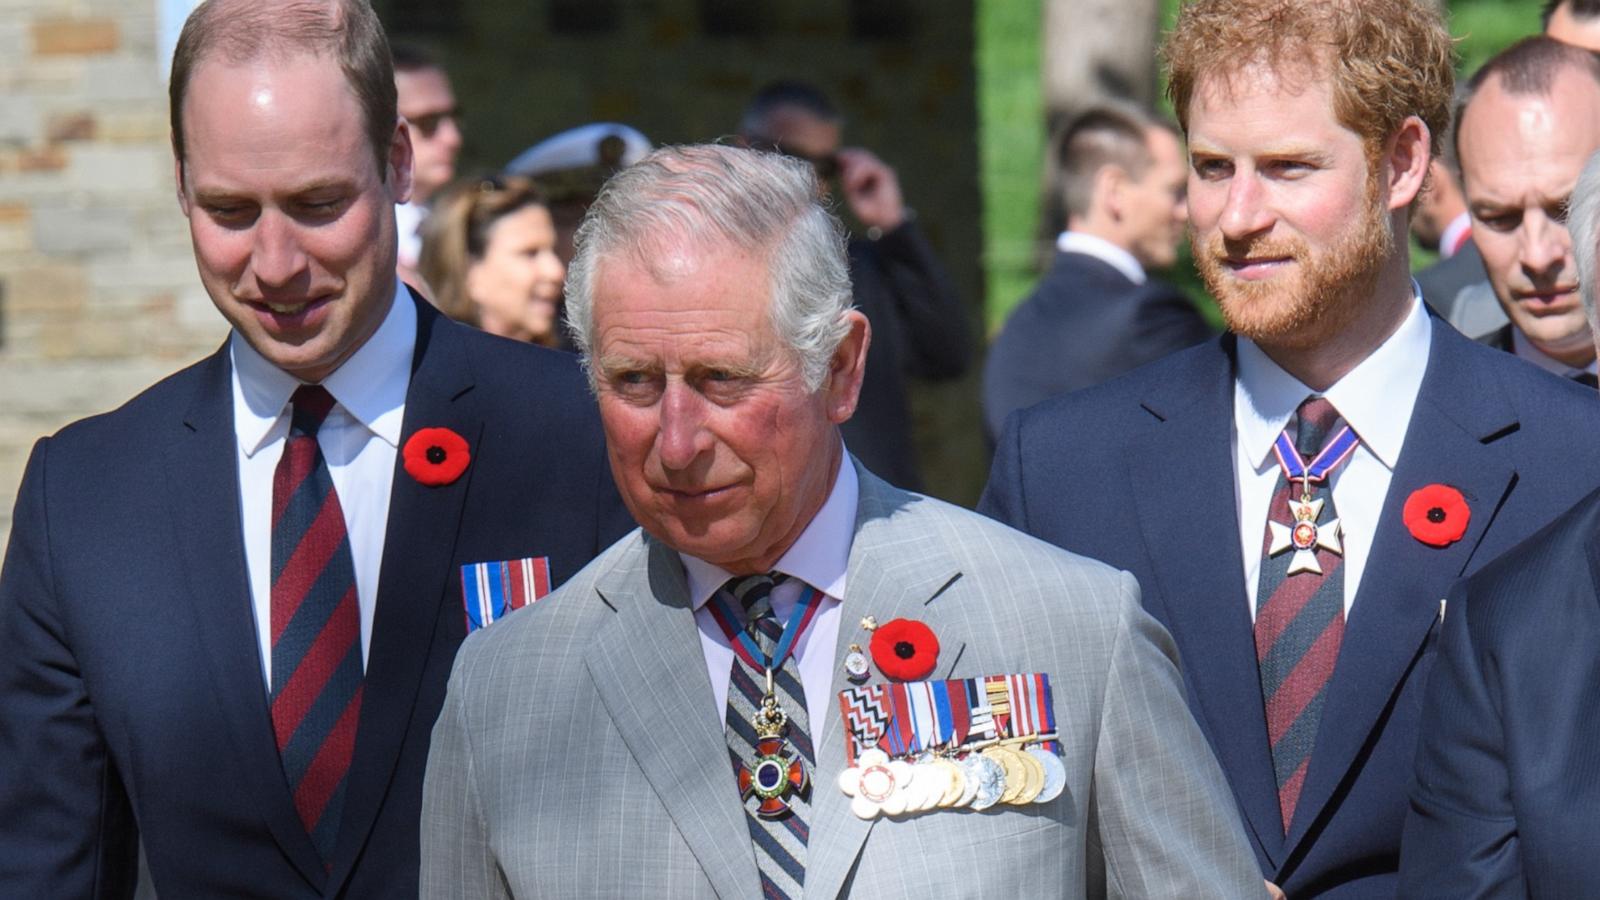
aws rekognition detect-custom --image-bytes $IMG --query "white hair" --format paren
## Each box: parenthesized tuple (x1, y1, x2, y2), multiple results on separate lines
(1571, 148, 1600, 335)
(563, 143, 854, 392)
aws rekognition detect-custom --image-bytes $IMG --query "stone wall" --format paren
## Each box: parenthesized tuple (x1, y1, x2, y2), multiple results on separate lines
(0, 0, 227, 548)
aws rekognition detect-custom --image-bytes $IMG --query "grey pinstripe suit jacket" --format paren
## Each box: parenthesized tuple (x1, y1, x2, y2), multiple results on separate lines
(420, 459, 1265, 898)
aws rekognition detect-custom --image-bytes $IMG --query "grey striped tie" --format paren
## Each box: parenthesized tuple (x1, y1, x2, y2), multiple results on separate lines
(722, 573, 811, 900)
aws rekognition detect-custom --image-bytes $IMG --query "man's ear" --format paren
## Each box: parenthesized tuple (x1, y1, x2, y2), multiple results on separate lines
(1385, 115, 1430, 211)
(389, 117, 415, 204)
(823, 310, 871, 425)
(1099, 164, 1130, 222)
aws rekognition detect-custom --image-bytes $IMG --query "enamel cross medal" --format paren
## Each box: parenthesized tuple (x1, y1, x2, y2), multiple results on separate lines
(738, 668, 810, 819)
(1266, 420, 1359, 576)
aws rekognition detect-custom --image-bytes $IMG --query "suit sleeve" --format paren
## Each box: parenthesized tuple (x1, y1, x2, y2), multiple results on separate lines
(421, 651, 511, 900)
(976, 411, 1028, 530)
(1090, 572, 1268, 898)
(864, 222, 973, 381)
(0, 438, 138, 898)
(1399, 579, 1527, 898)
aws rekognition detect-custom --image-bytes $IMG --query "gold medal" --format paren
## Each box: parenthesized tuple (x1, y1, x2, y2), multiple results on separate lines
(1007, 746, 1045, 804)
(985, 746, 1026, 804)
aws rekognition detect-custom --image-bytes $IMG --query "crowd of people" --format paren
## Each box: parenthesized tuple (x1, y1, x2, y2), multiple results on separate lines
(6, 0, 1600, 897)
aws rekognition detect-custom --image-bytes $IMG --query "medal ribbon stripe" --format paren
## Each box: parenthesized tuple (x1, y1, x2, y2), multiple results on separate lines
(1255, 396, 1348, 832)
(461, 557, 554, 633)
(269, 385, 361, 864)
(1271, 425, 1359, 483)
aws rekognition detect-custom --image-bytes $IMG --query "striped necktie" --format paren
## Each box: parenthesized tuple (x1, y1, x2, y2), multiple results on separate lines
(270, 384, 363, 864)
(722, 573, 810, 900)
(1255, 395, 1346, 833)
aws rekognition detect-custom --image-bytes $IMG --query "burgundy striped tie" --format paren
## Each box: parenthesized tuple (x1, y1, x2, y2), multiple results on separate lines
(1255, 396, 1346, 833)
(270, 385, 362, 864)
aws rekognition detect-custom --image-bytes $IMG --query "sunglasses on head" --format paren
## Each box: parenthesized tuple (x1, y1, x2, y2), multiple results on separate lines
(409, 107, 462, 139)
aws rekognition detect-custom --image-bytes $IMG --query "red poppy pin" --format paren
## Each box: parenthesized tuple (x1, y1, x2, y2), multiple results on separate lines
(403, 427, 471, 486)
(1403, 484, 1470, 548)
(869, 618, 941, 681)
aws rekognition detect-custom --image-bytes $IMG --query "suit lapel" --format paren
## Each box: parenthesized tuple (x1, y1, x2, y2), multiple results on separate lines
(804, 463, 965, 900)
(584, 537, 762, 900)
(1285, 327, 1516, 853)
(163, 348, 327, 889)
(1122, 339, 1287, 861)
(330, 301, 480, 889)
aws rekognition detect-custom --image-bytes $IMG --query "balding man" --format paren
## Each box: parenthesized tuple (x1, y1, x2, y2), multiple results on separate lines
(1456, 36, 1600, 384)
(1401, 146, 1600, 897)
(0, 0, 629, 895)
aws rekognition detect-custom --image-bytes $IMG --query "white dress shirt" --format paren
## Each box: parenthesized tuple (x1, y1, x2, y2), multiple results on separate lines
(1234, 289, 1431, 620)
(1509, 327, 1599, 379)
(233, 284, 415, 687)
(1056, 230, 1147, 285)
(682, 449, 855, 731)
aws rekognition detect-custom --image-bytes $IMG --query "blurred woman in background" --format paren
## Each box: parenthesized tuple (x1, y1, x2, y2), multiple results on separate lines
(419, 175, 568, 348)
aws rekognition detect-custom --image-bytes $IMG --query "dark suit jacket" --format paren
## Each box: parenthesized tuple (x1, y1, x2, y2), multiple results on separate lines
(979, 321, 1600, 897)
(981, 249, 1214, 441)
(1415, 240, 1484, 316)
(0, 296, 634, 898)
(1401, 489, 1600, 898)
(843, 221, 972, 491)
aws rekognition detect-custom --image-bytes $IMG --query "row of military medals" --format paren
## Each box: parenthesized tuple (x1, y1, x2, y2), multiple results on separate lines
(1265, 420, 1359, 575)
(837, 675, 1068, 819)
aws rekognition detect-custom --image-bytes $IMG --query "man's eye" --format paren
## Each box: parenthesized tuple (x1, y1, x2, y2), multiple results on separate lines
(206, 204, 255, 224)
(1193, 159, 1230, 179)
(296, 198, 346, 220)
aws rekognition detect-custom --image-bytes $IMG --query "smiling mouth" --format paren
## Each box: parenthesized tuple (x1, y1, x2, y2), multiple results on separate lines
(248, 294, 333, 317)
(1515, 286, 1578, 305)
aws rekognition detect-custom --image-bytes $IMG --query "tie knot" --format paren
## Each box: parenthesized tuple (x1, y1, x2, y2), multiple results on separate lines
(289, 385, 337, 437)
(1294, 396, 1342, 457)
(725, 572, 787, 627)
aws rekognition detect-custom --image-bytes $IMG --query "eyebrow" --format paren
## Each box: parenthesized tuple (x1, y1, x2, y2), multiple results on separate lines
(1188, 142, 1333, 164)
(192, 178, 357, 205)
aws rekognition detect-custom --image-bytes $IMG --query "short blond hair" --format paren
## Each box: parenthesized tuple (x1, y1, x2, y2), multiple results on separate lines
(1163, 0, 1454, 161)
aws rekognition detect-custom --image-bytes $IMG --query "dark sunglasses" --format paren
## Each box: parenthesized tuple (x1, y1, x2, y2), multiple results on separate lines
(409, 107, 462, 139)
(749, 140, 840, 180)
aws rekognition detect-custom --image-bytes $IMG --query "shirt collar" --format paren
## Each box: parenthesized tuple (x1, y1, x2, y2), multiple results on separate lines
(1510, 326, 1599, 378)
(231, 283, 415, 457)
(682, 445, 857, 611)
(1235, 284, 1431, 471)
(1056, 231, 1147, 285)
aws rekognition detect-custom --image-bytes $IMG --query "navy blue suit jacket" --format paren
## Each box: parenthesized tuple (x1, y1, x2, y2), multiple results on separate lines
(0, 296, 634, 898)
(1401, 487, 1600, 898)
(982, 250, 1214, 441)
(843, 222, 972, 490)
(980, 322, 1600, 897)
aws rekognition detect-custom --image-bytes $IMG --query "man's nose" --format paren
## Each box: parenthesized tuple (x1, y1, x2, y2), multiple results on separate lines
(249, 212, 307, 288)
(657, 380, 710, 470)
(1218, 176, 1274, 242)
